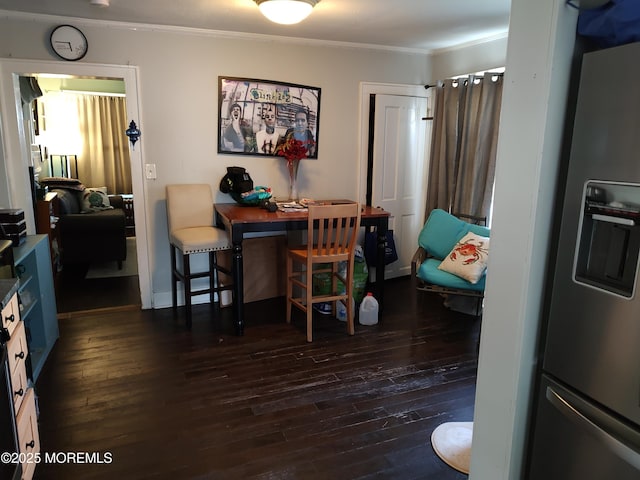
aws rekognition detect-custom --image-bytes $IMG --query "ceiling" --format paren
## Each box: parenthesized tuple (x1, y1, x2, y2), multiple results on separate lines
(0, 0, 511, 52)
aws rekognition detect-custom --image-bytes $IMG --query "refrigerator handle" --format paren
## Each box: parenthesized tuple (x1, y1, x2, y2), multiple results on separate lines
(546, 386, 640, 470)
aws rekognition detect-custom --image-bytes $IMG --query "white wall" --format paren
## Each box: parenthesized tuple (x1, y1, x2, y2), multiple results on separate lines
(470, 1, 579, 478)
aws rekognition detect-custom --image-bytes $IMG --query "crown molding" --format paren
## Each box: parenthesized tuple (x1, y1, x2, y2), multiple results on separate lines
(0, 9, 435, 55)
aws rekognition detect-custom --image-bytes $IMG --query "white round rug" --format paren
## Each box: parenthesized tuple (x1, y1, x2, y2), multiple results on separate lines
(430, 421, 473, 474)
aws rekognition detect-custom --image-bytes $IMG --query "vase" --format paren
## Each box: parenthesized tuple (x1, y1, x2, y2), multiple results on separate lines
(288, 159, 300, 201)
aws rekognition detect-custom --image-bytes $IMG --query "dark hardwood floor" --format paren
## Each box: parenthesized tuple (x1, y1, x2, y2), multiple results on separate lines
(34, 277, 479, 479)
(54, 265, 141, 315)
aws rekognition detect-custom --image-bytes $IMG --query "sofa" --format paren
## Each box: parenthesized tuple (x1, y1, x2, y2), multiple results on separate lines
(40, 178, 127, 268)
(411, 209, 490, 315)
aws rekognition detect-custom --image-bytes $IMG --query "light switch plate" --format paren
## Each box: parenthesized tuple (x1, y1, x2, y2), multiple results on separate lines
(145, 163, 156, 179)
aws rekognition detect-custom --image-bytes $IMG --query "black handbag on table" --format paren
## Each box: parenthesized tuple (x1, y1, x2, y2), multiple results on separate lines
(219, 166, 253, 196)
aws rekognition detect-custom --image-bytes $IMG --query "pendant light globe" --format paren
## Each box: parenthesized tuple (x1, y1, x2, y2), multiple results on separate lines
(255, 0, 319, 25)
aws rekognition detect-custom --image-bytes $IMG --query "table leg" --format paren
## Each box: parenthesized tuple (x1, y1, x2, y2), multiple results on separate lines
(232, 241, 244, 335)
(376, 222, 388, 311)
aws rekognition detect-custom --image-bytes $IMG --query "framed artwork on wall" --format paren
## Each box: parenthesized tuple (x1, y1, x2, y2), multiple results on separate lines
(218, 77, 320, 159)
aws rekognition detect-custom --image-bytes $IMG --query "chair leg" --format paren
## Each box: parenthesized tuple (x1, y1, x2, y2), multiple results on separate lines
(475, 296, 483, 317)
(286, 253, 293, 323)
(306, 263, 313, 342)
(183, 252, 192, 329)
(331, 261, 338, 317)
(170, 244, 177, 311)
(209, 251, 216, 304)
(212, 249, 233, 306)
(346, 261, 355, 336)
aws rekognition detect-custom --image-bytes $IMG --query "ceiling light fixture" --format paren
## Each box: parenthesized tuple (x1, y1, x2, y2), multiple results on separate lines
(255, 0, 319, 25)
(89, 0, 109, 7)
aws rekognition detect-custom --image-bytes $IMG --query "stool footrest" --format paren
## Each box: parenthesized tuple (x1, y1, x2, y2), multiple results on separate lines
(173, 270, 211, 282)
(169, 242, 233, 328)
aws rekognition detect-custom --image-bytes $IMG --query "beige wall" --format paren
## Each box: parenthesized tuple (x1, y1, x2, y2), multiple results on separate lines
(0, 13, 507, 307)
(431, 35, 509, 80)
(0, 15, 429, 304)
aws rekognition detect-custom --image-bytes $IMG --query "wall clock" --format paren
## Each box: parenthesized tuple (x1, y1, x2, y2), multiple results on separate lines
(50, 25, 88, 61)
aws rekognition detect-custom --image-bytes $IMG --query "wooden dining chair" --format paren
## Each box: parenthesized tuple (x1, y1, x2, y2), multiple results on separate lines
(286, 203, 361, 342)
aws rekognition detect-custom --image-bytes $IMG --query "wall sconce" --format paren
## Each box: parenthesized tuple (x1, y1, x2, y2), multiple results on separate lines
(255, 0, 319, 25)
(126, 120, 141, 149)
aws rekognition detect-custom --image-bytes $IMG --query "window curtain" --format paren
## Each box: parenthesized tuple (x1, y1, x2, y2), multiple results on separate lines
(75, 95, 132, 194)
(425, 74, 503, 224)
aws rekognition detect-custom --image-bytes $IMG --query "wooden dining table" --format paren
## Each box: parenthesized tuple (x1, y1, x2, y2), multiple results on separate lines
(214, 201, 391, 335)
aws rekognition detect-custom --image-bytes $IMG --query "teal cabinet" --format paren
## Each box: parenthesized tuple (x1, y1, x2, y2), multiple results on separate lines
(13, 235, 59, 381)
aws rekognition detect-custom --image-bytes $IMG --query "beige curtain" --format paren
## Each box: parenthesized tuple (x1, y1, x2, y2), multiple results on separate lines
(426, 74, 503, 223)
(76, 95, 132, 194)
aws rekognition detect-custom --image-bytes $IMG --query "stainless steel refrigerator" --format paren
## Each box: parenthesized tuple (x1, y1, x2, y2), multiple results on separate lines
(528, 43, 640, 478)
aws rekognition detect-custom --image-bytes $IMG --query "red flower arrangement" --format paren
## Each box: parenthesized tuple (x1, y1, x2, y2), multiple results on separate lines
(275, 137, 310, 165)
(275, 137, 314, 200)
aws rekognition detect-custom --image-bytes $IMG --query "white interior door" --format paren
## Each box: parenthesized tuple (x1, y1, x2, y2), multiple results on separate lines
(371, 94, 431, 279)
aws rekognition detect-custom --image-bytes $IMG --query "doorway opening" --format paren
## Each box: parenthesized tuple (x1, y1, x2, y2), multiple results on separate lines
(359, 83, 432, 281)
(30, 74, 140, 314)
(0, 59, 152, 314)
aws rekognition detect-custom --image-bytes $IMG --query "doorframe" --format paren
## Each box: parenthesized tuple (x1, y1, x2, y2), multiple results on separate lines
(0, 58, 152, 309)
(357, 82, 431, 207)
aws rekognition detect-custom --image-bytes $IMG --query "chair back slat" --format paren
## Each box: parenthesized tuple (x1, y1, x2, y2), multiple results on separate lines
(308, 203, 361, 258)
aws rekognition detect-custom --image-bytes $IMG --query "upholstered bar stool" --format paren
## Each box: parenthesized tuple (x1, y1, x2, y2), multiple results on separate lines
(166, 184, 233, 328)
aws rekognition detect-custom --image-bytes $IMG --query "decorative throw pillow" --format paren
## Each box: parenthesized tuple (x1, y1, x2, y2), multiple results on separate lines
(438, 232, 490, 284)
(81, 187, 114, 213)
